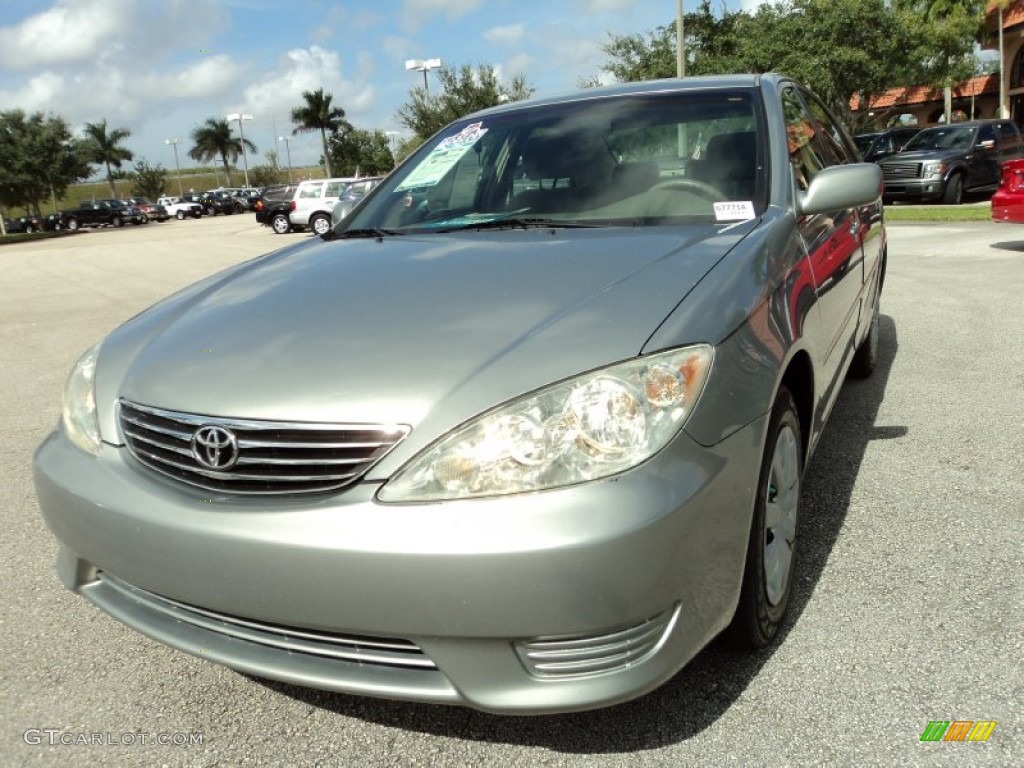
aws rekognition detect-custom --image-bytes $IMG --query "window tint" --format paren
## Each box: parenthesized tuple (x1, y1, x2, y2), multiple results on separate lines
(299, 184, 322, 199)
(782, 88, 829, 190)
(978, 125, 996, 143)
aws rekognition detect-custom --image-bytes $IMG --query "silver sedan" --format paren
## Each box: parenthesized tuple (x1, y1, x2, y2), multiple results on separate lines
(34, 73, 884, 714)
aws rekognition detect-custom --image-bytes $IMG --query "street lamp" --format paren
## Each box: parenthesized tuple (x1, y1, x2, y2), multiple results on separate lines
(165, 138, 183, 196)
(278, 136, 294, 182)
(405, 58, 442, 96)
(226, 113, 254, 187)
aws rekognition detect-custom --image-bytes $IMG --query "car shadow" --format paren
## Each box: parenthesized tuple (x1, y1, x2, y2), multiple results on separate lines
(990, 240, 1024, 253)
(250, 315, 903, 752)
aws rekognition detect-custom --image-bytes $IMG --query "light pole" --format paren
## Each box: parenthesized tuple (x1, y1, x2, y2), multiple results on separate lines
(278, 136, 294, 182)
(405, 58, 442, 97)
(165, 138, 184, 196)
(226, 113, 254, 187)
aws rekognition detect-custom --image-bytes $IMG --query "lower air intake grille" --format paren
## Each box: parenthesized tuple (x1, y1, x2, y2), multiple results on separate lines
(515, 607, 677, 679)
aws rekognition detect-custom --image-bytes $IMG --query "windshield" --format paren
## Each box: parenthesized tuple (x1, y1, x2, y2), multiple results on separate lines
(903, 125, 975, 151)
(853, 134, 879, 154)
(344, 90, 766, 233)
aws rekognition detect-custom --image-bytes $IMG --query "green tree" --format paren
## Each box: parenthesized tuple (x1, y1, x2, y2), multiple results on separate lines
(249, 151, 286, 187)
(188, 118, 256, 187)
(597, 0, 981, 131)
(0, 110, 90, 216)
(396, 63, 535, 145)
(130, 160, 169, 200)
(291, 88, 349, 178)
(82, 119, 134, 197)
(326, 128, 395, 176)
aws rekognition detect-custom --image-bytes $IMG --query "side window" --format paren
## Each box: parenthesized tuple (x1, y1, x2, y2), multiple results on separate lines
(325, 181, 345, 197)
(782, 88, 829, 190)
(299, 184, 321, 199)
(800, 89, 855, 165)
(978, 124, 996, 145)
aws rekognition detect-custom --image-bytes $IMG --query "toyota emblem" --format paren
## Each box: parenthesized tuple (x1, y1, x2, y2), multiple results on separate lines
(191, 425, 239, 470)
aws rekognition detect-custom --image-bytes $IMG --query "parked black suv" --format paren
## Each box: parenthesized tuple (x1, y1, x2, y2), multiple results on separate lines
(877, 119, 1024, 204)
(853, 126, 921, 163)
(181, 192, 236, 216)
(253, 184, 298, 234)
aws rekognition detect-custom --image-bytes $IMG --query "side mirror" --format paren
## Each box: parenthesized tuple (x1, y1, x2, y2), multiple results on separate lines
(977, 139, 996, 151)
(798, 163, 882, 215)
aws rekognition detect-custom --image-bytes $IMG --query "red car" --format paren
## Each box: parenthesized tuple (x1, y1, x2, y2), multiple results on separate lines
(992, 158, 1024, 222)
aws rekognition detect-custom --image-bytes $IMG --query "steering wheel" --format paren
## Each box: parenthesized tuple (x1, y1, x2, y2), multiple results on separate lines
(648, 178, 726, 202)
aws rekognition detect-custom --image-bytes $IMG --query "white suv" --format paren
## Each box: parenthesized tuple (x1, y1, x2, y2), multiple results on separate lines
(289, 178, 356, 235)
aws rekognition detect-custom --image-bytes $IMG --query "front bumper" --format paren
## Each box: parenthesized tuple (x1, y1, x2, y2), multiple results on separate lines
(882, 178, 945, 201)
(34, 415, 764, 714)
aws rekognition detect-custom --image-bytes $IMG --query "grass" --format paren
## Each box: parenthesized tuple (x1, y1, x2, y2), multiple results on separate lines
(884, 202, 992, 222)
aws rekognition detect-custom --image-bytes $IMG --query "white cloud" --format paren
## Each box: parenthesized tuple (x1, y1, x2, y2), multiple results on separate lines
(0, 0, 126, 69)
(742, 0, 769, 10)
(140, 56, 243, 101)
(581, 0, 635, 12)
(484, 24, 525, 45)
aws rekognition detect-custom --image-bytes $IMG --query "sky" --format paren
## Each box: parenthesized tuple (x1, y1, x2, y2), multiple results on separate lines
(0, 0, 766, 175)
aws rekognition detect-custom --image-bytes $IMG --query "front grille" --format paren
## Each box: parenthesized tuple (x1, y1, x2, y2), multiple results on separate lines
(515, 607, 677, 679)
(882, 162, 921, 180)
(99, 573, 436, 670)
(118, 400, 408, 495)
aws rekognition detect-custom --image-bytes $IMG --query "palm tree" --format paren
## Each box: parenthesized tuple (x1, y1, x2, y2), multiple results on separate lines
(291, 88, 347, 178)
(188, 117, 256, 186)
(83, 120, 133, 197)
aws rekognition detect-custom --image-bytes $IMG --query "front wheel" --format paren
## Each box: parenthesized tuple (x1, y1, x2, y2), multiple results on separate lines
(942, 174, 963, 205)
(111, 216, 123, 228)
(271, 214, 291, 234)
(310, 214, 332, 236)
(728, 387, 802, 649)
(176, 210, 185, 220)
(206, 206, 215, 216)
(66, 218, 79, 231)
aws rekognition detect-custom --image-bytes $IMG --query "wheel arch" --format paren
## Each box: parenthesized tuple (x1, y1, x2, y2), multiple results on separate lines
(778, 350, 813, 462)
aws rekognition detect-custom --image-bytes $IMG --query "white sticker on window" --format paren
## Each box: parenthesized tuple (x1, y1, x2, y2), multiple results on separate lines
(396, 122, 489, 192)
(713, 201, 756, 221)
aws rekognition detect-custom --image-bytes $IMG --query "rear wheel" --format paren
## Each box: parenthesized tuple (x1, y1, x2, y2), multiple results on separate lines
(728, 387, 802, 649)
(849, 286, 880, 379)
(66, 217, 79, 231)
(942, 174, 963, 205)
(271, 213, 291, 234)
(310, 213, 331, 236)
(206, 205, 215, 216)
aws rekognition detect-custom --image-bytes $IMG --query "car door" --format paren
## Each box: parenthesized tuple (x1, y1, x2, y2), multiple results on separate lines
(783, 87, 870, 408)
(969, 124, 1000, 189)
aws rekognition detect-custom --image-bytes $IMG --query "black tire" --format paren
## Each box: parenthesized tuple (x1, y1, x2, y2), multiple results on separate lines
(206, 205, 215, 216)
(848, 285, 880, 379)
(111, 216, 122, 228)
(728, 387, 802, 650)
(137, 214, 148, 225)
(310, 213, 331, 236)
(942, 174, 963, 205)
(271, 213, 291, 234)
(176, 210, 186, 220)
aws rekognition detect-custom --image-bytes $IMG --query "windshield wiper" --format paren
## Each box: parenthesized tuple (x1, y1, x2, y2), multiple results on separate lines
(435, 217, 607, 233)
(334, 227, 404, 239)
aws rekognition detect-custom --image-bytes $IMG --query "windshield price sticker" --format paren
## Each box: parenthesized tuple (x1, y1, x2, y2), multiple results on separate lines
(713, 201, 756, 221)
(396, 122, 489, 192)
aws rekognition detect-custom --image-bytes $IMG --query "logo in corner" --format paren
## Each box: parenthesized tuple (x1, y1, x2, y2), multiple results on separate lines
(191, 426, 239, 470)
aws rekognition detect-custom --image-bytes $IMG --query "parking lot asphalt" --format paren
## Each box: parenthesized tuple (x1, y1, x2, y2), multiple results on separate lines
(1, 216, 1021, 766)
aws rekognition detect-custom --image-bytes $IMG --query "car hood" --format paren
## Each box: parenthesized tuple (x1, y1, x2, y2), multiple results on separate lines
(96, 224, 755, 462)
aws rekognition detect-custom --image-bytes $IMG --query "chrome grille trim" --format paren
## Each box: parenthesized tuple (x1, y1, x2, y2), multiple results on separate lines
(516, 607, 677, 679)
(100, 573, 437, 669)
(881, 162, 921, 180)
(118, 400, 409, 495)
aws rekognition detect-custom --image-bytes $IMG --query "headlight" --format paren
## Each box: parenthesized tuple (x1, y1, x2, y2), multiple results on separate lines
(922, 161, 947, 177)
(61, 342, 102, 455)
(378, 345, 713, 501)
